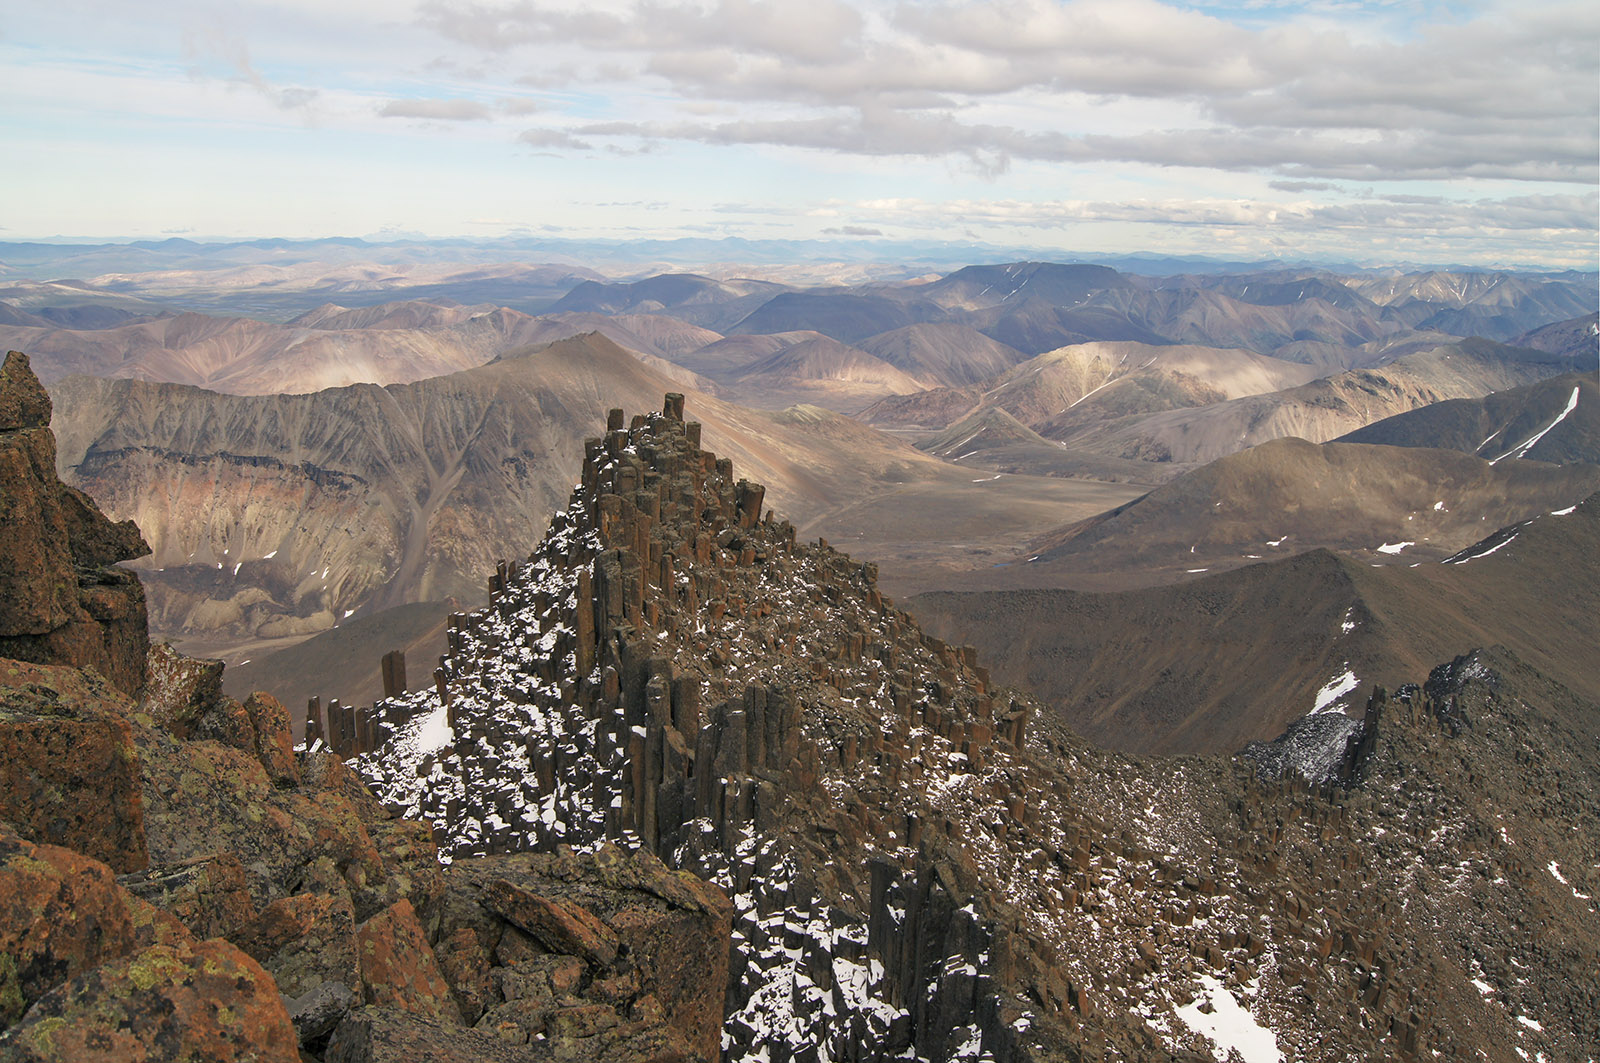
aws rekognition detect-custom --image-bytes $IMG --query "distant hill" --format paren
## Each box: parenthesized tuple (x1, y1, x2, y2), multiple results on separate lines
(0, 300, 717, 396)
(550, 273, 786, 331)
(911, 494, 1600, 756)
(714, 334, 925, 412)
(1058, 336, 1587, 465)
(48, 332, 1139, 653)
(729, 291, 945, 345)
(855, 322, 1029, 388)
(1338, 372, 1597, 465)
(1021, 435, 1600, 580)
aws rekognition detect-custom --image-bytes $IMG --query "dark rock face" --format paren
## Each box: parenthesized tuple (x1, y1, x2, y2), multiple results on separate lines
(0, 350, 150, 695)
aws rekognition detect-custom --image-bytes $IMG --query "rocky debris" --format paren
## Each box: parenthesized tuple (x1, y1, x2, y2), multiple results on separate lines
(355, 898, 461, 1024)
(348, 395, 1600, 1062)
(0, 351, 149, 695)
(1239, 705, 1367, 785)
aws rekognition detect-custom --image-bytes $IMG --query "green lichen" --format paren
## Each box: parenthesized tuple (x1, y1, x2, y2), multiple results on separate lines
(26, 1015, 69, 1053)
(0, 951, 25, 1026)
(127, 946, 183, 992)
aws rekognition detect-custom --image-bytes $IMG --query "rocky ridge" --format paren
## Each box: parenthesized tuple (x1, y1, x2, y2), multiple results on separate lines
(350, 394, 1599, 1060)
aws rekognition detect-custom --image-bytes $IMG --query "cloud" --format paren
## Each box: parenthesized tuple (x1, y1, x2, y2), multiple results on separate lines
(518, 127, 592, 150)
(379, 97, 492, 120)
(413, 0, 1597, 183)
(181, 26, 320, 113)
(822, 225, 884, 236)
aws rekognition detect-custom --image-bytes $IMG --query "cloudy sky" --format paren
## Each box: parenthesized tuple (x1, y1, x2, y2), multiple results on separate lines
(2, 0, 1595, 267)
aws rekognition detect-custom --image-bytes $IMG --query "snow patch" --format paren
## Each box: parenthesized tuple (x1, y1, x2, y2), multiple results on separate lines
(1491, 385, 1580, 463)
(1377, 541, 1413, 555)
(1173, 974, 1283, 1063)
(1312, 668, 1360, 714)
(1551, 504, 1577, 516)
(415, 701, 455, 755)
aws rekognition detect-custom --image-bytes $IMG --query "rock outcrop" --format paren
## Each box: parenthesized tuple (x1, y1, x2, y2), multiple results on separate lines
(0, 351, 150, 695)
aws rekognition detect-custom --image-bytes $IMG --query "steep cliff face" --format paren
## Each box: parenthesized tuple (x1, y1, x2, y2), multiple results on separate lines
(350, 395, 1599, 1061)
(0, 351, 150, 693)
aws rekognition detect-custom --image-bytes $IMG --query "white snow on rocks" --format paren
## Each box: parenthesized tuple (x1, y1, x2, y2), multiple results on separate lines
(1312, 668, 1360, 714)
(1173, 974, 1284, 1063)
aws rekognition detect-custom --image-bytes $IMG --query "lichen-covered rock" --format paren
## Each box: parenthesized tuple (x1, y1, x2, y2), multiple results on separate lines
(134, 725, 384, 908)
(233, 888, 361, 1041)
(0, 660, 148, 872)
(355, 898, 461, 1025)
(299, 748, 389, 824)
(0, 936, 300, 1062)
(0, 825, 138, 1027)
(117, 852, 257, 942)
(235, 889, 359, 998)
(434, 846, 729, 1062)
(367, 817, 446, 936)
(244, 691, 299, 787)
(140, 642, 225, 738)
(482, 879, 620, 968)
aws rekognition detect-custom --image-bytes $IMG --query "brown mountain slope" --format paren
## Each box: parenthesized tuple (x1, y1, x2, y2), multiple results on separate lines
(910, 494, 1600, 757)
(717, 335, 926, 412)
(1071, 337, 1585, 465)
(1021, 436, 1600, 583)
(856, 322, 1029, 388)
(47, 333, 1139, 654)
(857, 340, 1315, 435)
(2, 302, 716, 396)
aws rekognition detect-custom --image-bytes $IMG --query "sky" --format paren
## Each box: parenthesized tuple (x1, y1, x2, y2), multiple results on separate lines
(1, 0, 1596, 268)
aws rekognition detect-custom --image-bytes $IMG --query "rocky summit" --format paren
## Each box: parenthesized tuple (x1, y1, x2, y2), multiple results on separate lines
(347, 394, 1599, 1061)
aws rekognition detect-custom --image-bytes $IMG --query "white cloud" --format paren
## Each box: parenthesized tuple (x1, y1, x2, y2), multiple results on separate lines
(413, 0, 1597, 183)
(379, 97, 491, 120)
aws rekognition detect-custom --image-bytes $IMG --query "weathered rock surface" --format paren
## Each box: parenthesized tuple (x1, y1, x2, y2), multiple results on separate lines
(0, 660, 148, 872)
(0, 825, 138, 1026)
(0, 351, 149, 694)
(2, 937, 300, 1062)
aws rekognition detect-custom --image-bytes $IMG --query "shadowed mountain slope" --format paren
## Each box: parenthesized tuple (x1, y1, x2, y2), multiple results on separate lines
(1023, 436, 1600, 580)
(1338, 371, 1597, 465)
(912, 494, 1600, 757)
